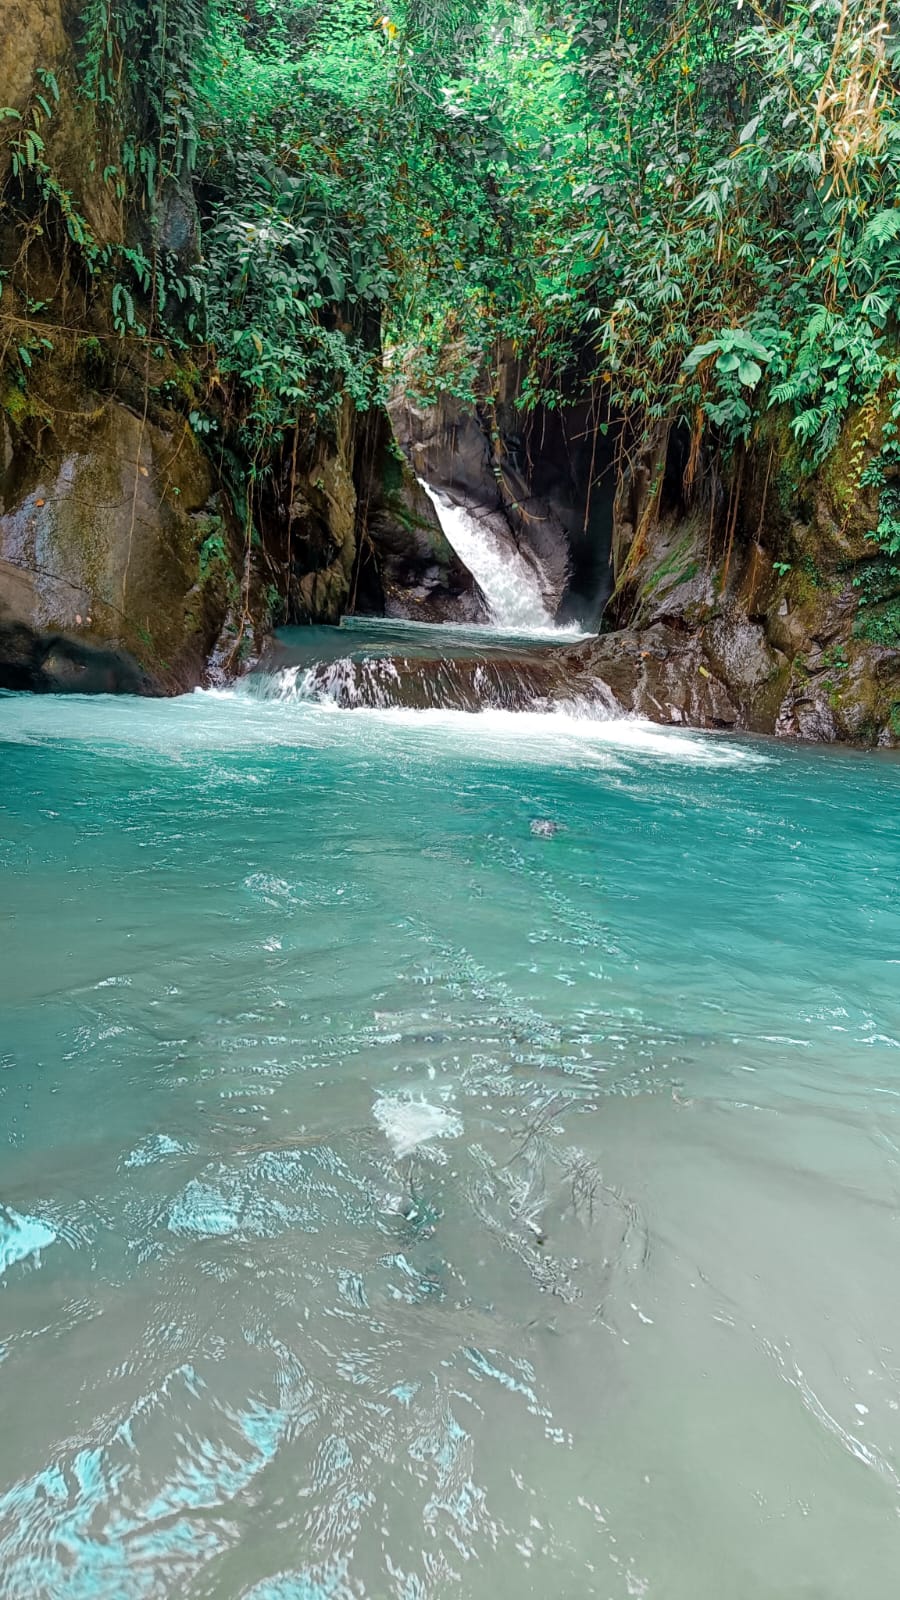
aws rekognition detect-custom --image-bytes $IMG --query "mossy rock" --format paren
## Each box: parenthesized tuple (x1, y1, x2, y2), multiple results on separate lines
(0, 376, 245, 693)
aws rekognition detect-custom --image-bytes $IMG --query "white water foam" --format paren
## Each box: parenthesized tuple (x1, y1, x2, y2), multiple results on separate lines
(373, 1094, 463, 1158)
(420, 481, 582, 636)
(246, 670, 768, 765)
(346, 704, 772, 766)
(0, 685, 770, 767)
(0, 1208, 57, 1274)
(266, 659, 403, 709)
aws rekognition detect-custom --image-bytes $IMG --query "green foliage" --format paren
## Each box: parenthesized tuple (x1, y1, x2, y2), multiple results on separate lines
(851, 389, 900, 644)
(854, 579, 900, 646)
(381, 0, 900, 467)
(873, 485, 900, 558)
(4, 0, 900, 550)
(198, 527, 228, 577)
(822, 644, 849, 674)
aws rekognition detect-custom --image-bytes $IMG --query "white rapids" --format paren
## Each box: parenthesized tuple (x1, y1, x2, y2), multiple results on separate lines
(420, 480, 578, 635)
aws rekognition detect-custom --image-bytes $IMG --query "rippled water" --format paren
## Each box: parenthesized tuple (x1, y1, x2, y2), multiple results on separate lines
(2, 688, 900, 1599)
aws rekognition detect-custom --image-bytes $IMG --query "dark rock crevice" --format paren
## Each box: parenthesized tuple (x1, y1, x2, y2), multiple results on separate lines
(389, 374, 619, 630)
(247, 402, 488, 630)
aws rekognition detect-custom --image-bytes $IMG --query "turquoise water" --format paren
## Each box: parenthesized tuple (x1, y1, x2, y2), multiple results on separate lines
(2, 687, 900, 1598)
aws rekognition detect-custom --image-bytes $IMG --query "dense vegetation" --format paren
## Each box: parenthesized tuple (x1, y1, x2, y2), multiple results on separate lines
(2, 0, 899, 580)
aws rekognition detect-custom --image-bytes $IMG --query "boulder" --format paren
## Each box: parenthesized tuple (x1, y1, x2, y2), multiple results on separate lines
(0, 386, 245, 694)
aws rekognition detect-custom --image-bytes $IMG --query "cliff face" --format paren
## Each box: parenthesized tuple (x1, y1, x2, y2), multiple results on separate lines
(257, 405, 485, 630)
(0, 371, 241, 693)
(391, 359, 900, 746)
(0, 0, 245, 691)
(0, 0, 480, 694)
(390, 375, 611, 630)
(0, 364, 481, 694)
(594, 409, 900, 746)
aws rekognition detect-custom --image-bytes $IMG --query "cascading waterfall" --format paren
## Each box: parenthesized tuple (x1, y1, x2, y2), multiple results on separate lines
(246, 619, 617, 715)
(419, 481, 568, 634)
(244, 485, 596, 716)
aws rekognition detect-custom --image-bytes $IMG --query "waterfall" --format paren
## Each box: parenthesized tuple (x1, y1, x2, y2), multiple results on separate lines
(245, 623, 622, 716)
(419, 482, 561, 633)
(250, 654, 616, 715)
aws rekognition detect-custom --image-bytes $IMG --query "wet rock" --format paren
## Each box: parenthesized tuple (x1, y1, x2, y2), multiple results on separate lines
(0, 388, 246, 694)
(272, 405, 486, 628)
(775, 687, 841, 743)
(363, 424, 488, 624)
(284, 402, 359, 624)
(772, 641, 900, 745)
(530, 819, 561, 838)
(292, 651, 565, 712)
(389, 386, 575, 621)
(593, 423, 900, 745)
(565, 627, 739, 729)
(0, 620, 148, 694)
(700, 612, 788, 730)
(702, 613, 777, 699)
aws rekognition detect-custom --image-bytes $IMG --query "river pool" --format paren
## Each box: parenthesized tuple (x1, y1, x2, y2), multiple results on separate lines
(2, 687, 899, 1598)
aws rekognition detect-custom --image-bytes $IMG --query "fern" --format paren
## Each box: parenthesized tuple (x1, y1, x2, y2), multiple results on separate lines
(861, 209, 900, 250)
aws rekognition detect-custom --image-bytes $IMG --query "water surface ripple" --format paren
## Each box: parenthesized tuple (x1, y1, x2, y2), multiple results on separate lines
(2, 690, 900, 1598)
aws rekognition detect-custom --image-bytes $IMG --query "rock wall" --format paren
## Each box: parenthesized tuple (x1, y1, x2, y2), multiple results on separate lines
(268, 405, 486, 627)
(0, 0, 481, 695)
(0, 372, 482, 692)
(0, 358, 253, 693)
(392, 375, 900, 744)
(390, 390, 576, 622)
(0, 0, 248, 692)
(360, 419, 487, 624)
(584, 410, 900, 745)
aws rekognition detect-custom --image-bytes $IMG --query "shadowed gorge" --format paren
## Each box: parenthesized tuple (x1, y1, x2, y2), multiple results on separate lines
(0, 0, 897, 737)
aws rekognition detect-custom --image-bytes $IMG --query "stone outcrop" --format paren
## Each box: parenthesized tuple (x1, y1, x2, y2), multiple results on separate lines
(0, 0, 248, 692)
(595, 410, 900, 745)
(280, 406, 485, 626)
(252, 403, 486, 629)
(362, 424, 487, 624)
(0, 369, 483, 694)
(390, 389, 575, 623)
(0, 378, 249, 693)
(390, 349, 621, 631)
